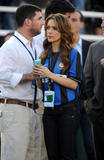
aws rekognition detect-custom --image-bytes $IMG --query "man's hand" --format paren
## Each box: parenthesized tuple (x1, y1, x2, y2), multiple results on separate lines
(20, 72, 37, 83)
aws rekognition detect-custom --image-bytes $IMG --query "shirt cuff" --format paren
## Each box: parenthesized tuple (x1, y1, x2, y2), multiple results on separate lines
(10, 73, 23, 88)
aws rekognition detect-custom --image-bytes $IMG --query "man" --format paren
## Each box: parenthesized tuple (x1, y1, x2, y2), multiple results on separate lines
(84, 16, 104, 160)
(34, 1, 76, 160)
(0, 4, 43, 160)
(69, 9, 96, 160)
(69, 10, 92, 66)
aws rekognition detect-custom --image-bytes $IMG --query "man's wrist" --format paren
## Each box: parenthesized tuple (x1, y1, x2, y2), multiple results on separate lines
(21, 73, 32, 83)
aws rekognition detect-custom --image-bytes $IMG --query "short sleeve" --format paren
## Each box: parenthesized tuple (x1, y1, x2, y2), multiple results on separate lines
(67, 49, 82, 83)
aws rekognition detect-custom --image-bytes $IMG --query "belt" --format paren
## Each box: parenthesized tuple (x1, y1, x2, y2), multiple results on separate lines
(0, 98, 33, 109)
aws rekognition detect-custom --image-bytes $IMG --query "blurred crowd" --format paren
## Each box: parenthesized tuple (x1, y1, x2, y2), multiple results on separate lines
(0, 1, 104, 52)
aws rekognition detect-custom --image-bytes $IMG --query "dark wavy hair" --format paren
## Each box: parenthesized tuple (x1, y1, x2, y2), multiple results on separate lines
(45, 0, 75, 19)
(40, 13, 75, 73)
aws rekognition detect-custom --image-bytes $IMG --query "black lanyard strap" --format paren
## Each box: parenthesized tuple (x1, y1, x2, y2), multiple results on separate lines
(48, 51, 60, 90)
(14, 35, 38, 109)
(14, 35, 35, 61)
(48, 51, 60, 72)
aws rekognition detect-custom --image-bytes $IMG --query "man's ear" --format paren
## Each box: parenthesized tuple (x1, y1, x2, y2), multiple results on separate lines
(24, 18, 32, 26)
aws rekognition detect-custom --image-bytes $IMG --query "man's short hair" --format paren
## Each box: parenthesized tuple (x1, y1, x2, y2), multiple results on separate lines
(45, 0, 76, 19)
(75, 9, 84, 22)
(15, 4, 41, 27)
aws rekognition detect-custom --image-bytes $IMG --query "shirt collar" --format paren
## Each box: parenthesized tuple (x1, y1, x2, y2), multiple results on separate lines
(41, 25, 45, 35)
(77, 36, 82, 47)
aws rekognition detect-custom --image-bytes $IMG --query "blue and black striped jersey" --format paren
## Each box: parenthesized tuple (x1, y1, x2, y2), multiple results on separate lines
(43, 48, 82, 106)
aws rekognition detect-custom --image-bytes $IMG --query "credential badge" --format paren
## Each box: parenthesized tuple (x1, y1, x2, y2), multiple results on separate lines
(58, 62, 64, 69)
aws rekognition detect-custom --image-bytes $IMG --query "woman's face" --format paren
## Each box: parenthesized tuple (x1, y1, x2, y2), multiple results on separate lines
(46, 19, 61, 43)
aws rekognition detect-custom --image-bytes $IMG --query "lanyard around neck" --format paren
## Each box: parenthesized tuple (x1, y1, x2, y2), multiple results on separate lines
(14, 35, 38, 107)
(48, 52, 60, 90)
(14, 35, 37, 61)
(48, 51, 60, 72)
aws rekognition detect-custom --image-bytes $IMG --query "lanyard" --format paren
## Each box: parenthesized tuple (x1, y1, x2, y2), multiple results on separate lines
(48, 51, 60, 72)
(14, 35, 37, 61)
(48, 52, 60, 90)
(14, 35, 37, 108)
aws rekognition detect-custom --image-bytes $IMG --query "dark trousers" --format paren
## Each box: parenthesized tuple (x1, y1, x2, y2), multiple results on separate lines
(80, 107, 96, 160)
(93, 110, 104, 160)
(43, 102, 80, 160)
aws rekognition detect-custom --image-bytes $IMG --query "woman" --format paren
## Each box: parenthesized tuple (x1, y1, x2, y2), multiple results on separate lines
(33, 13, 82, 160)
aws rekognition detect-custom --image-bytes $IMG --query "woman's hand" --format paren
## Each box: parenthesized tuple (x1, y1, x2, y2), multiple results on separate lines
(33, 65, 52, 78)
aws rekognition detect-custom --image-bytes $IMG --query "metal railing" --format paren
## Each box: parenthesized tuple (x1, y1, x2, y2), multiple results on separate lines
(0, 6, 17, 13)
(80, 34, 104, 41)
(0, 6, 104, 18)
